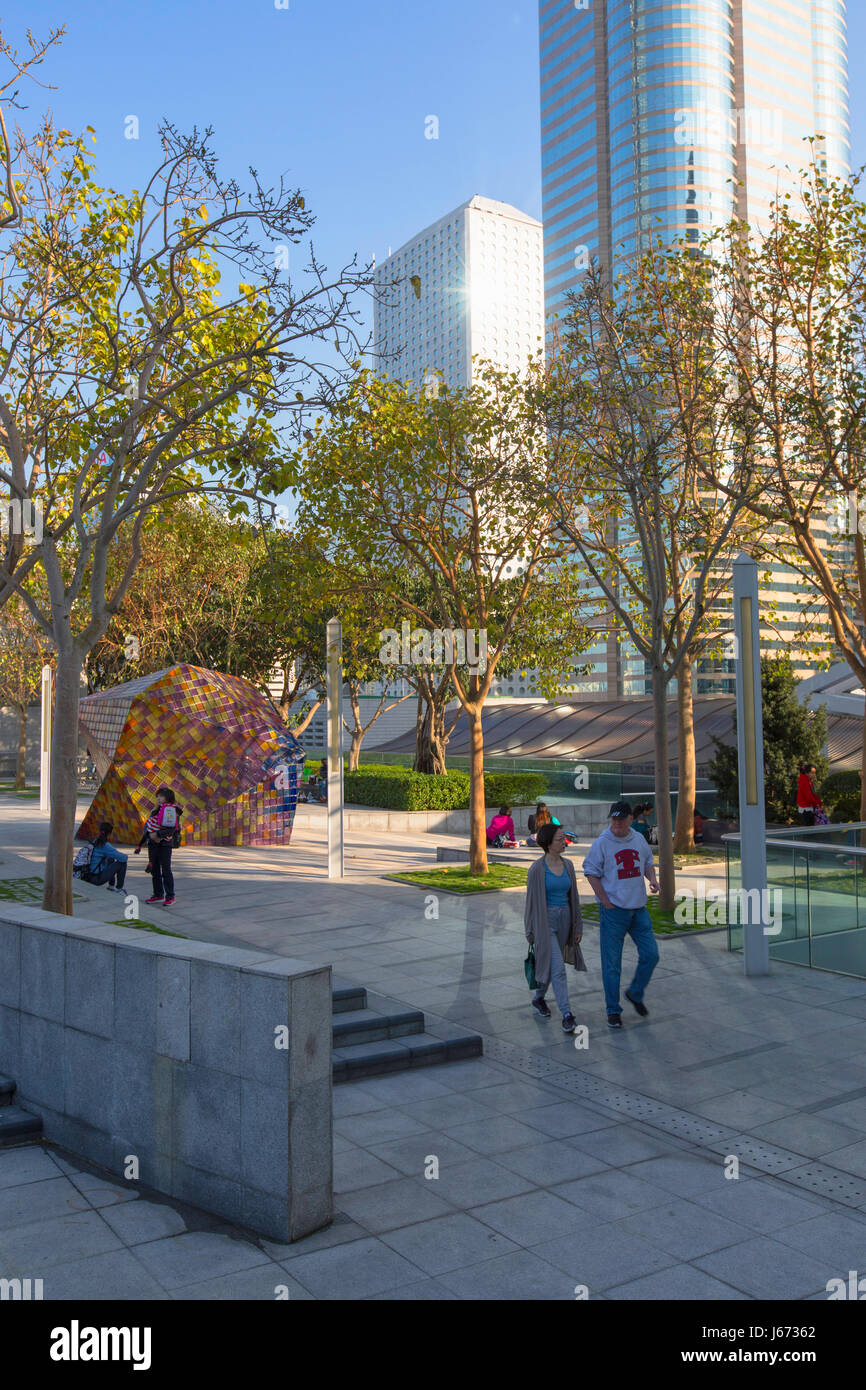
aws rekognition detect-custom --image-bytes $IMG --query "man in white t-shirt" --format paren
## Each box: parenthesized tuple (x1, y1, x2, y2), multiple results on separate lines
(583, 801, 660, 1029)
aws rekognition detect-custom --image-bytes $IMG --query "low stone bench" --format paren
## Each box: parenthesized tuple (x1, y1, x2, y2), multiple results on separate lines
(436, 844, 584, 865)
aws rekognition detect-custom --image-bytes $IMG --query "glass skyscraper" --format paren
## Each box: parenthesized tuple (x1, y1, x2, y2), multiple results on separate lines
(540, 0, 850, 322)
(539, 0, 850, 696)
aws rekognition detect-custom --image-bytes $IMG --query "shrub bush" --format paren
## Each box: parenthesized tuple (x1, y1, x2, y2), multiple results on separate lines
(821, 770, 861, 823)
(345, 766, 471, 811)
(343, 766, 549, 811)
(483, 772, 548, 806)
(828, 791, 862, 823)
(822, 769, 860, 800)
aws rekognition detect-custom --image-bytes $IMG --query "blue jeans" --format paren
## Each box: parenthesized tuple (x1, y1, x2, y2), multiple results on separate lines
(598, 905, 659, 1015)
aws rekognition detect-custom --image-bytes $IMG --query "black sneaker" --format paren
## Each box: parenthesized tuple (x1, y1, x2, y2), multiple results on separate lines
(625, 991, 648, 1017)
(607, 1013, 623, 1029)
(532, 997, 551, 1019)
(561, 1012, 576, 1034)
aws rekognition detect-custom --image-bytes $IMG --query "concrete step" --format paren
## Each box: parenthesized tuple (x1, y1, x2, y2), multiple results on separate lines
(0, 1105, 43, 1148)
(0, 1075, 15, 1107)
(332, 982, 367, 1015)
(330, 982, 483, 1083)
(333, 1031, 483, 1083)
(333, 1005, 425, 1049)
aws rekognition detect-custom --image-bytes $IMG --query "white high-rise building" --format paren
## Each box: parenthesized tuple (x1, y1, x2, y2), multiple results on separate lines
(373, 195, 545, 390)
(373, 196, 611, 700)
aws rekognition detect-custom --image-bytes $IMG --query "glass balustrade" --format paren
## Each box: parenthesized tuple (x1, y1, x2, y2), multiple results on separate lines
(725, 827, 866, 978)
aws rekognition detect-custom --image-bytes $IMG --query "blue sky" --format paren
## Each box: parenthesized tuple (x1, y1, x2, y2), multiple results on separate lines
(8, 0, 864, 323)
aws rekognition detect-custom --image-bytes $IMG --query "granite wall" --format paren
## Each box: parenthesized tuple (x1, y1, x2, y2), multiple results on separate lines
(0, 906, 332, 1243)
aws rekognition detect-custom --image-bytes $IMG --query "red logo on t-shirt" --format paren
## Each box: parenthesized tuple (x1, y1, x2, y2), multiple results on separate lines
(615, 848, 641, 880)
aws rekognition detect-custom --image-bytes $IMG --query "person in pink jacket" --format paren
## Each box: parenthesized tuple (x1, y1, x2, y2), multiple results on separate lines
(487, 804, 516, 847)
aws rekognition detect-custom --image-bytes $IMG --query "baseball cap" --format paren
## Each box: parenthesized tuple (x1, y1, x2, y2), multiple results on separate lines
(608, 801, 632, 819)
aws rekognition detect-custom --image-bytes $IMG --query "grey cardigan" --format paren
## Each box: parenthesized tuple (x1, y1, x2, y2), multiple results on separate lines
(524, 854, 586, 987)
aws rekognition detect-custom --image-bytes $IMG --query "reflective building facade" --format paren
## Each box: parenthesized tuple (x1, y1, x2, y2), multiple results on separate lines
(539, 0, 850, 696)
(540, 0, 850, 322)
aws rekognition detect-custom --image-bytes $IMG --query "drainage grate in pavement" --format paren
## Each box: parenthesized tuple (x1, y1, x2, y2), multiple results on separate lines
(782, 1164, 866, 1208)
(474, 1030, 866, 1216)
(646, 1111, 734, 1145)
(705, 1135, 809, 1175)
(482, 1038, 571, 1079)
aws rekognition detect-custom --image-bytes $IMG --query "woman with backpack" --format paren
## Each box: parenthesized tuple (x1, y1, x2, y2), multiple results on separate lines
(135, 786, 183, 907)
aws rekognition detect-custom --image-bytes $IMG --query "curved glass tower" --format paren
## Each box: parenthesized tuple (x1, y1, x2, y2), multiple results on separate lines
(539, 0, 850, 697)
(540, 0, 850, 321)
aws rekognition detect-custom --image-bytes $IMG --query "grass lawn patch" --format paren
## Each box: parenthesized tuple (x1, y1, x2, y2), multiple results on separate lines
(0, 876, 85, 903)
(672, 848, 727, 868)
(580, 898, 727, 936)
(109, 919, 185, 938)
(386, 864, 528, 894)
(0, 785, 39, 798)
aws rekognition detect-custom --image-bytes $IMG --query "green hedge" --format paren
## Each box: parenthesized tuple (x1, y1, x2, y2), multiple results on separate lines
(343, 766, 548, 812)
(829, 791, 862, 823)
(344, 766, 471, 811)
(483, 773, 548, 806)
(823, 770, 862, 823)
(823, 769, 860, 800)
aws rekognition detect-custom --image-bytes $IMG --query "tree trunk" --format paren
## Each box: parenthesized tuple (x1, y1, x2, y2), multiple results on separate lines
(673, 650, 696, 854)
(15, 704, 27, 790)
(651, 669, 676, 912)
(415, 692, 447, 774)
(42, 645, 83, 915)
(468, 706, 488, 875)
(413, 689, 425, 771)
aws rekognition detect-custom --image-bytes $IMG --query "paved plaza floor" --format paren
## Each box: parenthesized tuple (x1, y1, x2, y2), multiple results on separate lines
(2, 797, 866, 1300)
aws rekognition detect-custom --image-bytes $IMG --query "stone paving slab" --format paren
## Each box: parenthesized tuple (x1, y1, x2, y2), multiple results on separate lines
(4, 798, 866, 1299)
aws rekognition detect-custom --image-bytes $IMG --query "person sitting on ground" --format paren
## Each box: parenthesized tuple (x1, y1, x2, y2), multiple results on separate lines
(487, 804, 517, 848)
(85, 821, 128, 893)
(631, 803, 652, 843)
(526, 802, 552, 845)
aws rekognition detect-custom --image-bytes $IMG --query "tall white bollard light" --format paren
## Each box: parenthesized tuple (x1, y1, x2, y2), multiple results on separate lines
(39, 664, 52, 814)
(733, 552, 770, 976)
(326, 617, 344, 879)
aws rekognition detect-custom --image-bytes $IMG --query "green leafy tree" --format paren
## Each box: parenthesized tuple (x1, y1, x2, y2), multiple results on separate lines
(0, 594, 52, 787)
(711, 153, 866, 819)
(85, 502, 280, 690)
(543, 245, 758, 906)
(709, 657, 828, 823)
(290, 364, 594, 875)
(0, 117, 366, 913)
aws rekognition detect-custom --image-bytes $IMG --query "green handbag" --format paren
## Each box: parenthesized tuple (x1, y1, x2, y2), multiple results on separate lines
(524, 945, 537, 990)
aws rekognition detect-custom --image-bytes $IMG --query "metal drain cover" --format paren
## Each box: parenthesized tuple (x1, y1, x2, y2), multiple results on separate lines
(705, 1135, 808, 1175)
(783, 1164, 866, 1207)
(473, 1030, 866, 1217)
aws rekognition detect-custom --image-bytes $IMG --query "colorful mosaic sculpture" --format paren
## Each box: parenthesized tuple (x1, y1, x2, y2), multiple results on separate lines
(77, 665, 306, 847)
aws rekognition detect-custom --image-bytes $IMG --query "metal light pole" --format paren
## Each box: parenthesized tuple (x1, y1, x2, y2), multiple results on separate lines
(326, 617, 344, 879)
(733, 552, 770, 975)
(39, 664, 52, 814)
